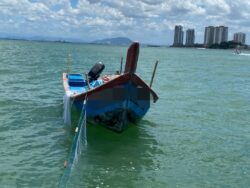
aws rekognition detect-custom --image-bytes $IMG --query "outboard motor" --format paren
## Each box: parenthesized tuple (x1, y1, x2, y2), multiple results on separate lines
(88, 62, 105, 81)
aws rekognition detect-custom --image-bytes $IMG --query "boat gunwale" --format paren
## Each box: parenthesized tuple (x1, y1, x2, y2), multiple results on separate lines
(63, 72, 158, 102)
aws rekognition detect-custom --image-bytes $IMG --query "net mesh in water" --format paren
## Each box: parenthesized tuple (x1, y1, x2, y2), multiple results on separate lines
(59, 100, 87, 188)
(63, 92, 73, 125)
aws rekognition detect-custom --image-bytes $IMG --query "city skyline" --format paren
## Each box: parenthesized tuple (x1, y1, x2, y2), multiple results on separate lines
(0, 0, 250, 45)
(173, 25, 246, 47)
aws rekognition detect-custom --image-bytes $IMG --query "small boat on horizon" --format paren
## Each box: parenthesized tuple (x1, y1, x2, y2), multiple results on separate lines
(63, 42, 159, 132)
(233, 48, 241, 55)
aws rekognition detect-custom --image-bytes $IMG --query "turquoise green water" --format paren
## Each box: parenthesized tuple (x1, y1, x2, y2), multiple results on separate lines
(0, 40, 250, 187)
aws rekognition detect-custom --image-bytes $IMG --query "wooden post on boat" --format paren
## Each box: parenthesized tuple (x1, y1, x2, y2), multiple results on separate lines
(149, 60, 159, 88)
(120, 56, 123, 74)
(85, 74, 90, 89)
(67, 54, 72, 74)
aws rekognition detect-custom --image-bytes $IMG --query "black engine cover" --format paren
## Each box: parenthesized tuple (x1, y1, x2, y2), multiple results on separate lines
(88, 62, 105, 81)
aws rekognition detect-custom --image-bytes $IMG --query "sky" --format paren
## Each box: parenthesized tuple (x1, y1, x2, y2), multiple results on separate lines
(0, 0, 249, 45)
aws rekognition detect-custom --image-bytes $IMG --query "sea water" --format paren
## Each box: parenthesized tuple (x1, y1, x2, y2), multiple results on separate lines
(0, 40, 250, 187)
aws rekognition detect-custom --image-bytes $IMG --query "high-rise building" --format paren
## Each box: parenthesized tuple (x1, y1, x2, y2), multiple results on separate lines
(214, 26, 228, 44)
(185, 29, 195, 46)
(173, 25, 184, 46)
(213, 26, 220, 44)
(233, 32, 246, 44)
(204, 26, 228, 46)
(222, 26, 228, 43)
(204, 26, 214, 46)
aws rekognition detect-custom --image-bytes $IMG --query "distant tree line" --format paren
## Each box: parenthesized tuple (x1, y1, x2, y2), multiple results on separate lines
(171, 43, 204, 48)
(170, 41, 249, 49)
(208, 41, 248, 49)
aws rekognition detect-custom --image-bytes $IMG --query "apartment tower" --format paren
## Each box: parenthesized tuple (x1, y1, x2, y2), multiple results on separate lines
(233, 32, 246, 44)
(204, 26, 215, 46)
(185, 29, 195, 46)
(173, 25, 184, 46)
(204, 26, 228, 46)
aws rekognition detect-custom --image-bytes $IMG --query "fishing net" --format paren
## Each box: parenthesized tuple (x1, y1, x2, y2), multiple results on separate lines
(59, 100, 87, 187)
(63, 92, 73, 125)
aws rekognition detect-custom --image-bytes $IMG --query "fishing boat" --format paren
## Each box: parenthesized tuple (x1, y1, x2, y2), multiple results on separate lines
(63, 42, 158, 132)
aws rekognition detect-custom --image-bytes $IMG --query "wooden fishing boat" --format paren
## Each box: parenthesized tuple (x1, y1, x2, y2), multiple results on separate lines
(63, 42, 158, 132)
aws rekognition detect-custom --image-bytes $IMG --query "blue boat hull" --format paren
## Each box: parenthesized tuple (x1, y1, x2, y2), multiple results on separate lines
(63, 42, 158, 132)
(73, 82, 150, 132)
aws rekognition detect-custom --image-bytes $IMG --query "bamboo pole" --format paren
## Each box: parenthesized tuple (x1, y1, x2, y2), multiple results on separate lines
(85, 74, 90, 90)
(67, 54, 72, 74)
(120, 56, 123, 74)
(149, 60, 159, 88)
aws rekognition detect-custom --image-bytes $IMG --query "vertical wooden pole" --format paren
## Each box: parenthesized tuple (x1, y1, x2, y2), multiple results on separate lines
(149, 60, 159, 88)
(85, 74, 90, 90)
(68, 54, 72, 74)
(120, 56, 123, 74)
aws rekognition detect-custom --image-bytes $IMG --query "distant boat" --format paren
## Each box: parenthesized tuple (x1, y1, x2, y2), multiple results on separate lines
(234, 48, 241, 55)
(233, 45, 242, 55)
(63, 42, 158, 132)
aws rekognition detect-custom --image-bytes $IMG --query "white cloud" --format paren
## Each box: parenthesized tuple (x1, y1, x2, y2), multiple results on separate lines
(0, 0, 249, 44)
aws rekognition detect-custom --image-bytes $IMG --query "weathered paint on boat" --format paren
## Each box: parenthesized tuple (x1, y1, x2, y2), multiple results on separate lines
(63, 42, 158, 132)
